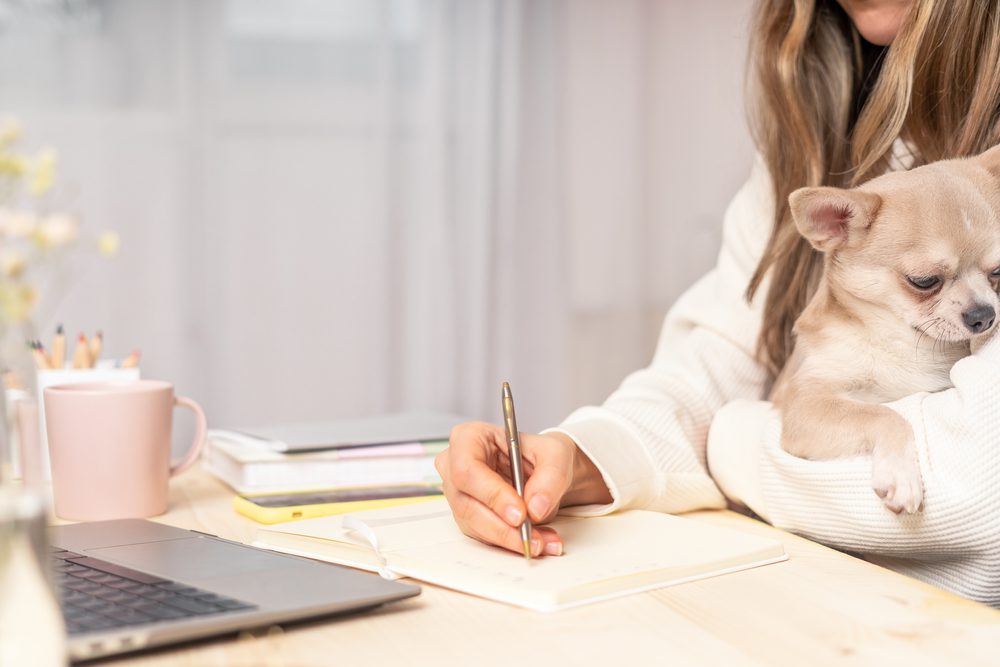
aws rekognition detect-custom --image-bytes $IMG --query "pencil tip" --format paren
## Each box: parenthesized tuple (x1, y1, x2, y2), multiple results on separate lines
(56, 324, 63, 334)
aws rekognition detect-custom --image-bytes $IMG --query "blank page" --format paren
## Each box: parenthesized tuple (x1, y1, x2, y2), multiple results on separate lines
(258, 500, 787, 612)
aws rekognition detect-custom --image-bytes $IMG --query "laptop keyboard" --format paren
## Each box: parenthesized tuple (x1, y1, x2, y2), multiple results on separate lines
(53, 548, 257, 636)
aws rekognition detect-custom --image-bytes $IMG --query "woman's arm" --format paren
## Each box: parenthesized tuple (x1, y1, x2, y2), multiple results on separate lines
(436, 157, 774, 552)
(549, 157, 774, 516)
(709, 337, 1000, 605)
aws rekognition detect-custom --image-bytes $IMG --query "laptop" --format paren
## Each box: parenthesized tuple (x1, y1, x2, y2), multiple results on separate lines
(51, 518, 420, 662)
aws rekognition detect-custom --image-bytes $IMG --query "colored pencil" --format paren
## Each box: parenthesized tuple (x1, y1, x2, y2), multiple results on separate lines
(88, 331, 102, 366)
(50, 324, 65, 369)
(121, 349, 141, 368)
(71, 333, 91, 369)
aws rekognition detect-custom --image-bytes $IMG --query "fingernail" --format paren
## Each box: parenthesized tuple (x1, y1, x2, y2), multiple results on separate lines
(528, 495, 550, 520)
(531, 539, 542, 556)
(504, 505, 523, 526)
(544, 541, 563, 557)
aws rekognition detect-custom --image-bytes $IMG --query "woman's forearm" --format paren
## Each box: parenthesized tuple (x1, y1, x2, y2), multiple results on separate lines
(547, 432, 614, 507)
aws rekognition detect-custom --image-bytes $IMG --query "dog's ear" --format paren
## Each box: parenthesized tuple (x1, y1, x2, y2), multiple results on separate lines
(976, 143, 1000, 180)
(788, 186, 882, 252)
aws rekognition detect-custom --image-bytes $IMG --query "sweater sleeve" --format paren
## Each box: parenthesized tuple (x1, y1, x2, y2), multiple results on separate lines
(709, 334, 1000, 605)
(545, 158, 772, 517)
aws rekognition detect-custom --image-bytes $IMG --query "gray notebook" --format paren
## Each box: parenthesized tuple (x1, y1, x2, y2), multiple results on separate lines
(213, 411, 466, 452)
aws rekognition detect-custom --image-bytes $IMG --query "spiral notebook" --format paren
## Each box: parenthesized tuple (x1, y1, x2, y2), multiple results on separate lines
(253, 500, 787, 612)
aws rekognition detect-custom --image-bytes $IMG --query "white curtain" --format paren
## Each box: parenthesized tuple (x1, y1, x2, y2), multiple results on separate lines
(0, 0, 754, 441)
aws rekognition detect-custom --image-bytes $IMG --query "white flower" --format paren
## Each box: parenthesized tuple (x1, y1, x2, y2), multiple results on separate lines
(36, 214, 78, 248)
(0, 249, 26, 278)
(0, 117, 22, 148)
(0, 209, 39, 238)
(0, 283, 35, 322)
(97, 230, 120, 257)
(29, 146, 57, 196)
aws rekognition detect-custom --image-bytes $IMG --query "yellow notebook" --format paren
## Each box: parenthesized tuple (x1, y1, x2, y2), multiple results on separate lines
(232, 485, 443, 524)
(254, 499, 787, 612)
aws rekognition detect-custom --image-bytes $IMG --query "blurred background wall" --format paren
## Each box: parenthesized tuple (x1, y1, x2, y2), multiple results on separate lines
(0, 0, 755, 437)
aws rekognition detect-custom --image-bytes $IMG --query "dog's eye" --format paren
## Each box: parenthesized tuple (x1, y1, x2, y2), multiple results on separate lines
(991, 267, 1000, 278)
(907, 275, 940, 290)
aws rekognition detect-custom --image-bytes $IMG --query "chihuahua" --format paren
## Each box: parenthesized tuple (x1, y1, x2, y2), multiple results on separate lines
(770, 144, 1000, 514)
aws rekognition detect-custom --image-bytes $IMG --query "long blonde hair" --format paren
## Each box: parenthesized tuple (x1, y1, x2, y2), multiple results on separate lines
(746, 0, 1000, 378)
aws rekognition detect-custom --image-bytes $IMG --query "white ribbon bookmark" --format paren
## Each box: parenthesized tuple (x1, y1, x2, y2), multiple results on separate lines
(341, 515, 400, 580)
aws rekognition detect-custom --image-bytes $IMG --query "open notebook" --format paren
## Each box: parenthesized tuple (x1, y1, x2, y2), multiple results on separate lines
(254, 500, 787, 612)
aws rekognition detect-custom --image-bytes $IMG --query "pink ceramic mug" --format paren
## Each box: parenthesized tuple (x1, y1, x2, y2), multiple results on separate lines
(44, 380, 207, 521)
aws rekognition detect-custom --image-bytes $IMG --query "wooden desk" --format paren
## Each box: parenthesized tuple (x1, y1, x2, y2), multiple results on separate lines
(95, 466, 1000, 667)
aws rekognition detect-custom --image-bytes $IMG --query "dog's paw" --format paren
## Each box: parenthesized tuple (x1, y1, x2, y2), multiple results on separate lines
(872, 450, 923, 514)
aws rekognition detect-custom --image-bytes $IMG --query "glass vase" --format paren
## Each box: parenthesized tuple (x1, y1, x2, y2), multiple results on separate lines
(0, 319, 67, 665)
(0, 319, 39, 484)
(0, 489, 67, 665)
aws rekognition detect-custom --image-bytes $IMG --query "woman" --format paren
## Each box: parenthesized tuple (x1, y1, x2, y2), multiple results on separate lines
(437, 0, 1000, 604)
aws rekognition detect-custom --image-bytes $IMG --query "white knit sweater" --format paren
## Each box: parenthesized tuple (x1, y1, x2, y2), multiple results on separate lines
(549, 156, 1000, 606)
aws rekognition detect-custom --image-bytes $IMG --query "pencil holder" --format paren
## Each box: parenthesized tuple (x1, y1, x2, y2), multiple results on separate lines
(33, 363, 141, 481)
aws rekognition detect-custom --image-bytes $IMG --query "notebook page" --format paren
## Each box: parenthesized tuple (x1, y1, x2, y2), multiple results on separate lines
(259, 500, 787, 612)
(391, 510, 784, 610)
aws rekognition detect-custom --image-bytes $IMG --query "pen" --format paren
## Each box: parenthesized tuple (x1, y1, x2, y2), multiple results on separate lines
(501, 381, 533, 560)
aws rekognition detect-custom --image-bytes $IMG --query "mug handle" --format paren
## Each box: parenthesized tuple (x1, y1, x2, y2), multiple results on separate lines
(170, 395, 208, 477)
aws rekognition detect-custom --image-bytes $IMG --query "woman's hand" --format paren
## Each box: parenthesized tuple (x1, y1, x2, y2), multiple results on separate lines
(435, 421, 612, 557)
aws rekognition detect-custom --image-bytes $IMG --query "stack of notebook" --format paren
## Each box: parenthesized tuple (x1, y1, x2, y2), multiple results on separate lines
(204, 411, 464, 495)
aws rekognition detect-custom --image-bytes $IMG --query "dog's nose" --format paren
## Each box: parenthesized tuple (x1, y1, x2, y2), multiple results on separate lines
(963, 305, 996, 334)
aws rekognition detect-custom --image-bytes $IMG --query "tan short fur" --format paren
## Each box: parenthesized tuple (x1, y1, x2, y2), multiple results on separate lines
(770, 144, 1000, 513)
